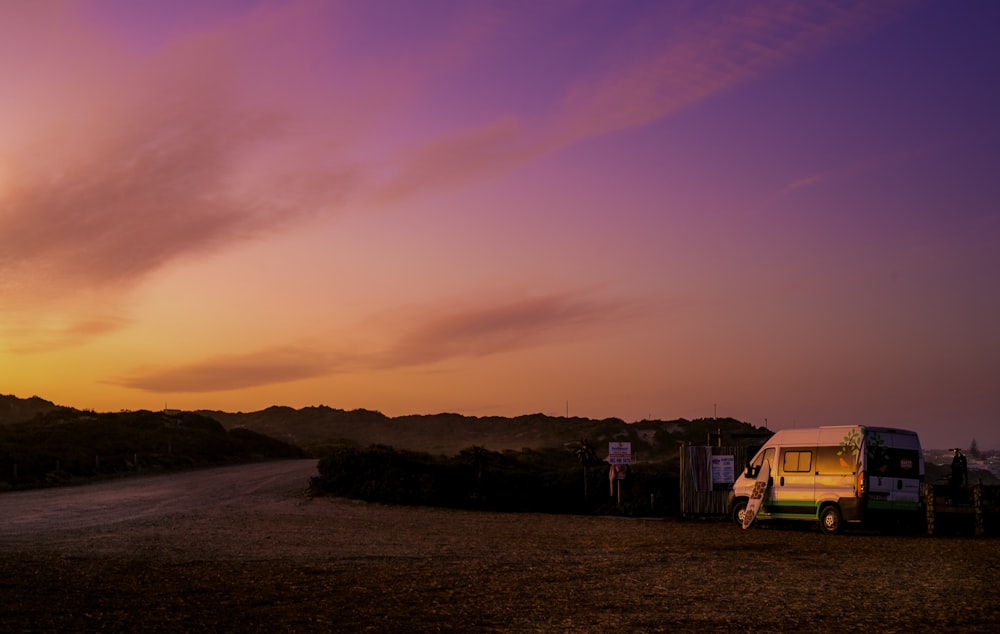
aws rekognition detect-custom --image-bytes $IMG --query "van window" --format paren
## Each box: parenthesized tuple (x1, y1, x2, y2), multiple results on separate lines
(782, 450, 812, 473)
(816, 446, 855, 475)
(868, 448, 921, 478)
(747, 448, 775, 477)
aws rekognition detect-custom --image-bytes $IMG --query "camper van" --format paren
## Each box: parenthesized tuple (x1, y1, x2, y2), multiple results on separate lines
(729, 426, 924, 534)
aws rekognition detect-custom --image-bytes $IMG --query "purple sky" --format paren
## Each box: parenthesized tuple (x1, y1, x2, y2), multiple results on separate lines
(1, 0, 998, 449)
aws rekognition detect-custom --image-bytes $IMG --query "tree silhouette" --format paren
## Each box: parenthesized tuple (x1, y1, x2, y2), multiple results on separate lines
(574, 438, 597, 501)
(461, 446, 489, 503)
(969, 438, 982, 459)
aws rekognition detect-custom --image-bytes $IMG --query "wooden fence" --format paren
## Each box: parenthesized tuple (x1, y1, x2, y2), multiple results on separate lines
(925, 481, 1000, 537)
(679, 445, 754, 517)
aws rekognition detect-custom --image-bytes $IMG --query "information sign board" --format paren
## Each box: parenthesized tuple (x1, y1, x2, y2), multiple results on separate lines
(608, 442, 632, 465)
(710, 455, 735, 485)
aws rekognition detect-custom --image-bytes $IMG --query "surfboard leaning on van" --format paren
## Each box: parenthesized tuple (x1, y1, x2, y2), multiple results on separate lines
(729, 426, 924, 534)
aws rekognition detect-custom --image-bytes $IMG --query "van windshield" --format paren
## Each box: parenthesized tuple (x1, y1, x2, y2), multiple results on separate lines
(747, 448, 774, 477)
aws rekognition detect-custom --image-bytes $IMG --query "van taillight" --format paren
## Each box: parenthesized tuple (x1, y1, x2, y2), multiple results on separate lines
(857, 471, 866, 497)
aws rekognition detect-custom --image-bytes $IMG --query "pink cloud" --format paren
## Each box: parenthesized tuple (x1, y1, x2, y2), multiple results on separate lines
(372, 290, 637, 368)
(371, 117, 541, 205)
(554, 0, 912, 142)
(755, 144, 930, 212)
(0, 1, 514, 313)
(108, 346, 337, 393)
(370, 1, 914, 204)
(3, 314, 131, 354)
(0, 2, 361, 309)
(109, 290, 638, 393)
(0, 0, 917, 329)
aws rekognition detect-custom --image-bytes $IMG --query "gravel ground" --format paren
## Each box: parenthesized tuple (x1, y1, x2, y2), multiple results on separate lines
(1, 459, 998, 632)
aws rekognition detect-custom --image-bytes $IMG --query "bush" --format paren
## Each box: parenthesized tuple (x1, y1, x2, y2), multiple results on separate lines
(312, 444, 678, 516)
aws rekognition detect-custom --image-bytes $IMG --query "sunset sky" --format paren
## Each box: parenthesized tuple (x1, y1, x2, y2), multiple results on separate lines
(2, 0, 998, 450)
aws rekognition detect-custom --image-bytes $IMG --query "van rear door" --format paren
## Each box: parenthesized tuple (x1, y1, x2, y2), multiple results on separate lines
(864, 430, 923, 511)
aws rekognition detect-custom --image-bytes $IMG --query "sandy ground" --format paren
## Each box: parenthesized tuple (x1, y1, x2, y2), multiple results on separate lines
(1, 459, 998, 632)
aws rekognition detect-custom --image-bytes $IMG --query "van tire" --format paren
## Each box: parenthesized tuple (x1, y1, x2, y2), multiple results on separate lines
(819, 504, 843, 535)
(732, 499, 750, 527)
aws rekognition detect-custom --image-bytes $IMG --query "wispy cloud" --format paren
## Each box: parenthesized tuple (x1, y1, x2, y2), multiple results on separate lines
(373, 0, 914, 202)
(0, 0, 915, 344)
(0, 2, 361, 310)
(371, 117, 541, 205)
(553, 0, 912, 142)
(107, 345, 337, 393)
(110, 290, 637, 393)
(373, 290, 635, 368)
(3, 314, 131, 354)
(756, 144, 931, 211)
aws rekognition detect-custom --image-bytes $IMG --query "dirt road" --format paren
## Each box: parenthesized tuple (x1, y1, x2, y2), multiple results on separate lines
(2, 459, 998, 632)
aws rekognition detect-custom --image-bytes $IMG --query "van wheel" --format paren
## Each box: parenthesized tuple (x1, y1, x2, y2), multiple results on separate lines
(732, 499, 750, 527)
(819, 505, 843, 534)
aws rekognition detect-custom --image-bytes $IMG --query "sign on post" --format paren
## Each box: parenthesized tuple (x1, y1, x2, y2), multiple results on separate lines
(608, 442, 631, 465)
(608, 442, 631, 503)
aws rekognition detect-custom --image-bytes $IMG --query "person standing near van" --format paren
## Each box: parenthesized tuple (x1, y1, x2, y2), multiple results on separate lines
(950, 448, 968, 501)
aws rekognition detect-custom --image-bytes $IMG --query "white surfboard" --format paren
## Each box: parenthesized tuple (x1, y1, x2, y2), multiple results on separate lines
(742, 459, 770, 529)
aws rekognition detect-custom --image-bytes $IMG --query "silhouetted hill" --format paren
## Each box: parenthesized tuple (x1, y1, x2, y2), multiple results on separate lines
(0, 399, 303, 489)
(0, 393, 61, 423)
(198, 405, 771, 460)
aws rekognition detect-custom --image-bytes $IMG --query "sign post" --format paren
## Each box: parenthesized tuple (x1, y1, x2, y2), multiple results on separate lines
(608, 442, 632, 504)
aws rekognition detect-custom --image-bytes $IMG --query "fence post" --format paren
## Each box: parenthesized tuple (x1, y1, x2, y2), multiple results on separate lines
(974, 483, 983, 537)
(925, 481, 935, 536)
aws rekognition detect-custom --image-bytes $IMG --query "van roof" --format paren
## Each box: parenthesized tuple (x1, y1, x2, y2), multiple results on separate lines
(766, 426, 920, 447)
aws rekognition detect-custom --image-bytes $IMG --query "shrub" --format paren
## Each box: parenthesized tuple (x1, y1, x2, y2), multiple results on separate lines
(312, 444, 678, 516)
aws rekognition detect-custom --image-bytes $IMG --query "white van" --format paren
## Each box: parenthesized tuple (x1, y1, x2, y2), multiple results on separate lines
(729, 426, 924, 534)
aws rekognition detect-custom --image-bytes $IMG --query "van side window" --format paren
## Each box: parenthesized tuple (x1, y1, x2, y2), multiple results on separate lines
(816, 446, 855, 475)
(782, 450, 812, 473)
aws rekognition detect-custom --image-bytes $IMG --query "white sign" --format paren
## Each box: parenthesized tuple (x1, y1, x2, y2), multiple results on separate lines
(711, 455, 736, 485)
(608, 442, 632, 465)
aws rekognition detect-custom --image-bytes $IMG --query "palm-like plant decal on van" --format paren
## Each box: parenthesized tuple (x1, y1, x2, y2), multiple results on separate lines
(838, 428, 890, 468)
(838, 429, 862, 459)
